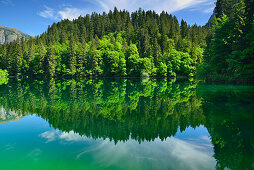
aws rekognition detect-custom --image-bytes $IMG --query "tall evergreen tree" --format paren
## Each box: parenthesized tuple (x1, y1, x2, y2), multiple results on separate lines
(68, 35, 77, 76)
(37, 41, 46, 75)
(46, 43, 57, 77)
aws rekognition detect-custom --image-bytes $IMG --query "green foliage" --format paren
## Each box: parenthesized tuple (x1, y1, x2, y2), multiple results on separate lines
(0, 69, 8, 85)
(240, 20, 254, 80)
(200, 0, 254, 83)
(0, 78, 203, 142)
(1, 79, 253, 169)
(0, 69, 8, 78)
(0, 8, 206, 78)
(47, 44, 57, 77)
(157, 62, 167, 76)
(0, 77, 8, 85)
(198, 85, 254, 170)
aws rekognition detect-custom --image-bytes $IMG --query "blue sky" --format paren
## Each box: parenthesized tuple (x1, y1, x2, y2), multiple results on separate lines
(0, 0, 215, 36)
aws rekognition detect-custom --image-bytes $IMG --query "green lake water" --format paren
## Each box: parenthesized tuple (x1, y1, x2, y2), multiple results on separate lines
(0, 78, 253, 170)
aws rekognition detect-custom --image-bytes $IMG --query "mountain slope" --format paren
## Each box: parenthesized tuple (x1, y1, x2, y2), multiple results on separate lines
(0, 26, 30, 44)
(0, 106, 23, 124)
(0, 8, 207, 78)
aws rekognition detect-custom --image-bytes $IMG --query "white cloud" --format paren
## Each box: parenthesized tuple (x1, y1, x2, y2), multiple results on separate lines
(26, 148, 42, 161)
(39, 126, 216, 169)
(0, 0, 12, 5)
(40, 130, 57, 143)
(39, 6, 89, 21)
(59, 131, 89, 142)
(58, 8, 87, 20)
(40, 130, 90, 143)
(203, 7, 214, 13)
(38, 0, 215, 21)
(76, 137, 216, 170)
(95, 0, 214, 14)
(188, 0, 215, 13)
(38, 6, 59, 20)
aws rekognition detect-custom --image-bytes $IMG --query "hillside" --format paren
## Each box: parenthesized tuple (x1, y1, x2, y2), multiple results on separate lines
(0, 8, 207, 78)
(199, 0, 254, 83)
(0, 26, 30, 45)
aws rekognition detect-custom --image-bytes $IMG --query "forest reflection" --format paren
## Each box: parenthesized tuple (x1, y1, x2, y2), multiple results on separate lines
(0, 78, 204, 142)
(0, 78, 253, 169)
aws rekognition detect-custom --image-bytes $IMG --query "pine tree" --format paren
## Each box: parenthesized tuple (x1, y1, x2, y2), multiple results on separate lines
(26, 39, 35, 74)
(143, 28, 152, 57)
(152, 37, 161, 66)
(68, 35, 77, 76)
(90, 38, 99, 75)
(240, 20, 254, 81)
(14, 39, 23, 76)
(180, 19, 188, 38)
(38, 41, 46, 75)
(0, 44, 7, 69)
(47, 43, 57, 77)
(77, 37, 87, 76)
(215, 0, 224, 18)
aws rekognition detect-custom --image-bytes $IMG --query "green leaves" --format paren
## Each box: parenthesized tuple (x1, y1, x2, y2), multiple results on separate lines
(200, 0, 254, 83)
(0, 69, 8, 78)
(0, 8, 207, 78)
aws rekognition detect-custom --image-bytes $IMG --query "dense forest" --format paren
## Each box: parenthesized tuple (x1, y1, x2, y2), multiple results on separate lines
(0, 8, 207, 78)
(199, 0, 254, 82)
(0, 0, 253, 82)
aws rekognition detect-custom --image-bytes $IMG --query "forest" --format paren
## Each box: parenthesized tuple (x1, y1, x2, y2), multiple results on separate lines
(0, 7, 207, 78)
(0, 0, 253, 82)
(198, 0, 254, 82)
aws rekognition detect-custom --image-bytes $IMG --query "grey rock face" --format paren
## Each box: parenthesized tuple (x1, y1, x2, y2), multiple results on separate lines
(0, 106, 23, 123)
(0, 26, 30, 45)
(5, 34, 18, 43)
(0, 30, 5, 44)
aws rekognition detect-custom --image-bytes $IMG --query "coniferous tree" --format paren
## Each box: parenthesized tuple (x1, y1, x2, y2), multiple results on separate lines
(199, 0, 254, 82)
(46, 43, 57, 77)
(180, 20, 188, 39)
(37, 41, 46, 75)
(0, 8, 210, 78)
(68, 35, 77, 76)
(14, 39, 23, 76)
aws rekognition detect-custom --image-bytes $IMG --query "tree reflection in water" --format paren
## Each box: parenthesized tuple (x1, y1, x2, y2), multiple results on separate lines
(0, 78, 253, 169)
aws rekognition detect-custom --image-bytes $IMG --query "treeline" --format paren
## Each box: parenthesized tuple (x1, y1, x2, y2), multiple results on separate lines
(199, 0, 254, 82)
(0, 8, 207, 77)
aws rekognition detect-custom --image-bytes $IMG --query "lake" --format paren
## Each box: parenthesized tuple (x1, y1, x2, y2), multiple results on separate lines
(0, 78, 253, 170)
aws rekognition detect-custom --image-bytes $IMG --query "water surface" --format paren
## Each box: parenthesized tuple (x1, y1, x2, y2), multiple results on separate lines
(0, 79, 253, 170)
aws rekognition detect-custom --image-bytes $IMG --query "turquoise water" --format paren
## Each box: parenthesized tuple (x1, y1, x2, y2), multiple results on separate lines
(0, 79, 253, 170)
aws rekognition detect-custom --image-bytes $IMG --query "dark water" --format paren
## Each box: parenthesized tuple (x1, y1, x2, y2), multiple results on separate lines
(0, 78, 253, 170)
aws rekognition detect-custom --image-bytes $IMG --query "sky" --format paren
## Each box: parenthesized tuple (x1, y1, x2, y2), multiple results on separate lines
(0, 0, 216, 36)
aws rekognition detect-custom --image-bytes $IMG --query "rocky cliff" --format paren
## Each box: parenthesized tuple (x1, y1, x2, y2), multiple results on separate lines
(0, 26, 30, 45)
(0, 106, 23, 123)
